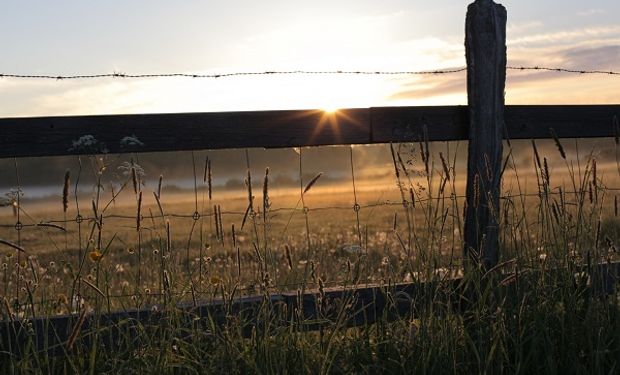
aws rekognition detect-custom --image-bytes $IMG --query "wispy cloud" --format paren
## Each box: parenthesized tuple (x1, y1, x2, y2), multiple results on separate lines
(389, 41, 620, 104)
(508, 25, 620, 47)
(578, 9, 604, 17)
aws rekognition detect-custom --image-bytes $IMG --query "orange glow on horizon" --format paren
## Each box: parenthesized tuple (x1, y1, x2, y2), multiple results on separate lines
(322, 107, 339, 114)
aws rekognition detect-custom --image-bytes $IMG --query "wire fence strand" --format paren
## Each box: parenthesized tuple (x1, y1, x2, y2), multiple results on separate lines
(1, 66, 619, 81)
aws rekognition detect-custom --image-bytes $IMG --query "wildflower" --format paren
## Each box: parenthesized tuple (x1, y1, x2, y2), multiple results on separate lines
(144, 288, 151, 294)
(127, 247, 135, 254)
(119, 135, 145, 148)
(153, 249, 159, 255)
(89, 250, 103, 262)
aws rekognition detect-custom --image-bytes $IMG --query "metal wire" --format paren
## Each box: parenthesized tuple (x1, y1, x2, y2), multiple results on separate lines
(0, 66, 618, 81)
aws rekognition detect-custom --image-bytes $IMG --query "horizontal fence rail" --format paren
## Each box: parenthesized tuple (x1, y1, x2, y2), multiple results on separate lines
(2, 261, 618, 356)
(0, 105, 619, 158)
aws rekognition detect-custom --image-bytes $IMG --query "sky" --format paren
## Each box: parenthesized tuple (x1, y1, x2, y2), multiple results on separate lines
(1, 0, 619, 117)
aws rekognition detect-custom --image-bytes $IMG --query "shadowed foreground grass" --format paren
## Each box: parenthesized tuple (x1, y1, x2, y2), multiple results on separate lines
(1, 265, 618, 374)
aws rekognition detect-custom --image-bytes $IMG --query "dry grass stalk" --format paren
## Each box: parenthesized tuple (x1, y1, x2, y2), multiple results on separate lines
(420, 141, 430, 176)
(214, 204, 221, 239)
(592, 158, 597, 190)
(551, 201, 561, 225)
(263, 167, 270, 222)
(217, 205, 224, 244)
(0, 238, 26, 253)
(389, 143, 400, 179)
(310, 261, 316, 283)
(303, 172, 323, 195)
(91, 199, 98, 220)
(81, 277, 105, 298)
(253, 242, 263, 264)
(207, 159, 213, 201)
(285, 245, 293, 270)
(543, 157, 550, 186)
(439, 152, 450, 181)
(473, 173, 480, 208)
(62, 170, 70, 212)
(240, 203, 251, 231)
(157, 174, 163, 199)
(246, 169, 254, 212)
(2, 297, 14, 322)
(532, 140, 542, 170)
(66, 308, 87, 351)
(136, 191, 142, 232)
(232, 224, 237, 249)
(36, 223, 67, 232)
(397, 152, 410, 178)
(484, 153, 493, 182)
(153, 192, 164, 217)
(131, 166, 138, 195)
(550, 128, 566, 159)
(203, 156, 209, 183)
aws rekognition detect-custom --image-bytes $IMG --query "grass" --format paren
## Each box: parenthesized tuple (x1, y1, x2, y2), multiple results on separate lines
(0, 139, 619, 374)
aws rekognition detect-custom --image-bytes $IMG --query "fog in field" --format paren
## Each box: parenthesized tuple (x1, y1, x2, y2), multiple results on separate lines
(1, 137, 619, 216)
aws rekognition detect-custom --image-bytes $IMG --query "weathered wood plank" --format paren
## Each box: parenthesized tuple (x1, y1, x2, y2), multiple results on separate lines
(0, 105, 619, 159)
(1, 261, 618, 357)
(463, 0, 507, 269)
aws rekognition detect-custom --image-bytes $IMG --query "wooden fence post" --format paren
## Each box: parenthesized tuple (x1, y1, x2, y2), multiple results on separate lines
(463, 0, 507, 270)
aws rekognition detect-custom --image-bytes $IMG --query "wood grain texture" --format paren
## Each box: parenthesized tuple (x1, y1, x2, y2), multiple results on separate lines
(463, 0, 507, 269)
(0, 105, 619, 159)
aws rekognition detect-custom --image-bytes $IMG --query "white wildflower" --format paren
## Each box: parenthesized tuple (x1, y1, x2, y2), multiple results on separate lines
(120, 135, 145, 148)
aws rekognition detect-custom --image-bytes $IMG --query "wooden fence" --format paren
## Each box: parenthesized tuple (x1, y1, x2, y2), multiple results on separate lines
(1, 0, 619, 355)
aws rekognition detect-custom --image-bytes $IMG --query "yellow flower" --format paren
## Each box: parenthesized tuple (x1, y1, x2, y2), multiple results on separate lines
(210, 275, 222, 285)
(89, 250, 103, 262)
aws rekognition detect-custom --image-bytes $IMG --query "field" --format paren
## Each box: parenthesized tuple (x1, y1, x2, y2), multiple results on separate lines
(1, 140, 619, 373)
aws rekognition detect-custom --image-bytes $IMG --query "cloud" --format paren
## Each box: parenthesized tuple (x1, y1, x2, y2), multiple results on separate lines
(508, 26, 620, 47)
(578, 9, 604, 17)
(388, 42, 620, 104)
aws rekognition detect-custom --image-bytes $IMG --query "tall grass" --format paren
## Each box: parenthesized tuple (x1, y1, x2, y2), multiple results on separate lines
(0, 140, 619, 374)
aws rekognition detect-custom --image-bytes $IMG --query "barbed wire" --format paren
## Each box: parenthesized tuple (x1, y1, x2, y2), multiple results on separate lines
(1, 187, 617, 229)
(0, 66, 618, 81)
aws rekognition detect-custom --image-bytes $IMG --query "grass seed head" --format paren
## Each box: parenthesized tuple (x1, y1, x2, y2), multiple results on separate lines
(303, 172, 323, 195)
(62, 170, 70, 212)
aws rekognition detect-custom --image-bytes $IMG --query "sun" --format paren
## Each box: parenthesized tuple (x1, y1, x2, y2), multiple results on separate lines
(322, 107, 339, 114)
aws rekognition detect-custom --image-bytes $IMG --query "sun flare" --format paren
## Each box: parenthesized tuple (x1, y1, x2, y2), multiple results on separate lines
(322, 107, 339, 114)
